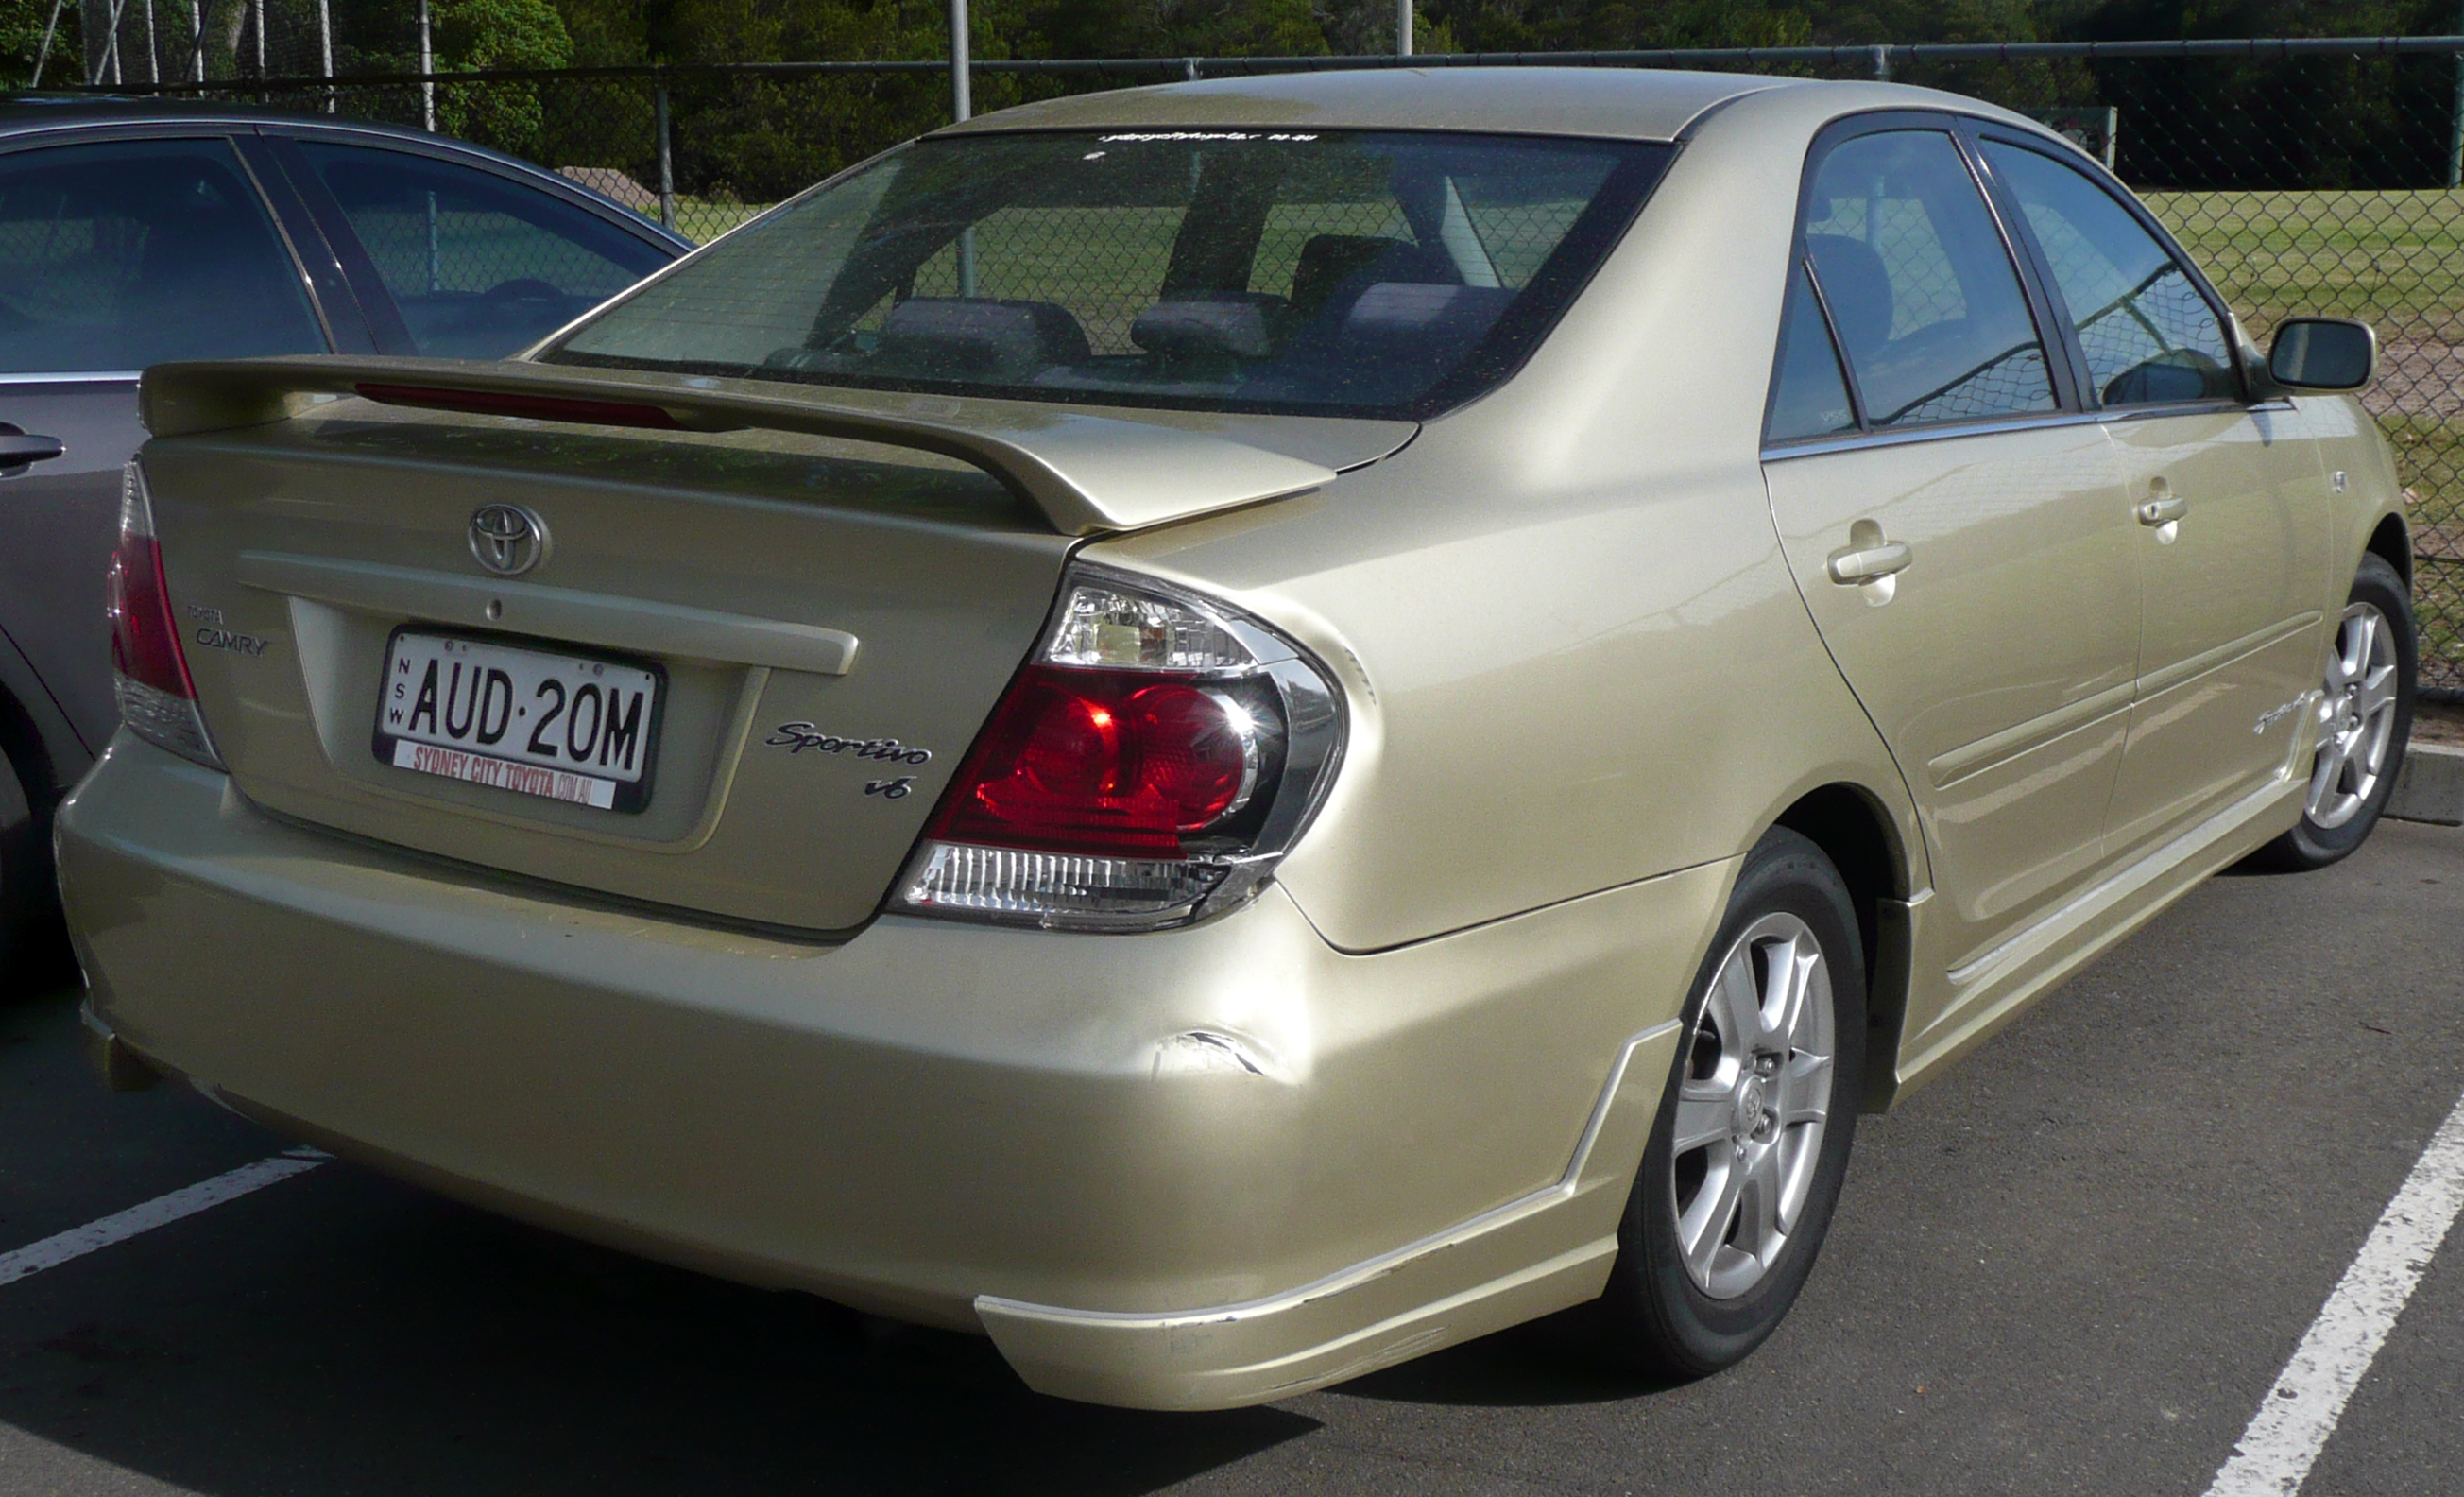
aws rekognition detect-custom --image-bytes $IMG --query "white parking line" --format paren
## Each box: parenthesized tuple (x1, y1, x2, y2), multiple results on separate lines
(0, 1147, 329, 1289)
(2205, 1085, 2464, 1497)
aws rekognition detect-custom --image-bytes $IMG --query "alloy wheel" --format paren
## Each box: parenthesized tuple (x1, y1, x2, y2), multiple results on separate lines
(1666, 911, 1836, 1300)
(2307, 601, 2400, 831)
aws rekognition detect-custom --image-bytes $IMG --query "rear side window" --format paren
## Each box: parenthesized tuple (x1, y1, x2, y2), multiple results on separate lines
(1767, 260, 1857, 441)
(1981, 142, 2238, 406)
(294, 142, 669, 359)
(0, 138, 324, 373)
(545, 130, 1674, 421)
(1801, 130, 2057, 429)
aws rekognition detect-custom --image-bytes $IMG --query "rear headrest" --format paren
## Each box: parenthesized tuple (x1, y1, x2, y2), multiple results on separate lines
(1805, 234, 1892, 362)
(1342, 283, 1512, 345)
(1131, 294, 1291, 361)
(873, 297, 1091, 382)
(1292, 234, 1457, 318)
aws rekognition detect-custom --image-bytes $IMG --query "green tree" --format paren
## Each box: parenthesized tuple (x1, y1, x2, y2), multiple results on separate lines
(2, 1, 82, 89)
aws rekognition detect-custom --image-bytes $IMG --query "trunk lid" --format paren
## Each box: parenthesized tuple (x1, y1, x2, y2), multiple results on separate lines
(140, 363, 1409, 932)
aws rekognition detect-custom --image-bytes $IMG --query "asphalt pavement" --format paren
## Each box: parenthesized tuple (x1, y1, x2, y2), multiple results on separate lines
(2, 818, 2459, 1497)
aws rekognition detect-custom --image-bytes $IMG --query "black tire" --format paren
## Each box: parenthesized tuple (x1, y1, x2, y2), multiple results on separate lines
(2247, 553, 2416, 873)
(0, 748, 36, 984)
(1572, 826, 1866, 1379)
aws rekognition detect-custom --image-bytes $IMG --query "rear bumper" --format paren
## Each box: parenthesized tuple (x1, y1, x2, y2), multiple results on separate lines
(59, 735, 1726, 1408)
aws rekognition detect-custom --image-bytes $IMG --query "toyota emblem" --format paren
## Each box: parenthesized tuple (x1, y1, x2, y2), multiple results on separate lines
(469, 504, 549, 577)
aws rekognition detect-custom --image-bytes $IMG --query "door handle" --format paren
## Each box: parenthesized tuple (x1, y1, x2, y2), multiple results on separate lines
(2136, 494, 2189, 526)
(0, 429, 63, 476)
(1826, 540, 1913, 586)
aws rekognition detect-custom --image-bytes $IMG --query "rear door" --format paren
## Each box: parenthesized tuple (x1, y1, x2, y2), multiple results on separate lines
(1976, 134, 2333, 853)
(1761, 117, 2139, 980)
(0, 132, 331, 773)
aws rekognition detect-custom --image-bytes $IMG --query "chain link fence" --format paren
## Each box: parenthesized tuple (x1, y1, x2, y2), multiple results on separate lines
(93, 38, 2464, 697)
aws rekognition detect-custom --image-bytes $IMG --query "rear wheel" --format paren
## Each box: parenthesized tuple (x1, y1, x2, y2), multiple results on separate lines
(2248, 554, 2415, 872)
(1573, 827, 1865, 1378)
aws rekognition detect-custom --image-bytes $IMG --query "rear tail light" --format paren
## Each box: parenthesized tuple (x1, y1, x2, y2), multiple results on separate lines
(108, 462, 220, 768)
(893, 566, 1344, 931)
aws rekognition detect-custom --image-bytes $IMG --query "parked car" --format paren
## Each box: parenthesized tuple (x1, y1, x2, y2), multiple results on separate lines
(0, 95, 688, 964)
(59, 69, 2413, 1406)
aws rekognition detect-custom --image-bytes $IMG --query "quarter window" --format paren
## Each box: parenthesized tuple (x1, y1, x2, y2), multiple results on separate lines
(1801, 130, 2057, 429)
(1981, 142, 2237, 406)
(0, 138, 324, 373)
(1767, 259, 1857, 441)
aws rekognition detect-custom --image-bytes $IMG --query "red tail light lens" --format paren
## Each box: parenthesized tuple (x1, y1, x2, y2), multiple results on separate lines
(933, 668, 1261, 855)
(109, 463, 220, 766)
(895, 569, 1343, 932)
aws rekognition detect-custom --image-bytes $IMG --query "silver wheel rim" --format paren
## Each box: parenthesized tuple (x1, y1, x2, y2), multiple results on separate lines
(2306, 601, 2400, 831)
(1667, 911, 1836, 1300)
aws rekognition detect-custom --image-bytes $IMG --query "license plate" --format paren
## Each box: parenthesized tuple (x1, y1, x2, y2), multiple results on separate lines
(372, 629, 664, 813)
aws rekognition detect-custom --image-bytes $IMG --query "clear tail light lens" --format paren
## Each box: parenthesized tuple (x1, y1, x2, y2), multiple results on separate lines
(108, 462, 220, 768)
(894, 568, 1344, 931)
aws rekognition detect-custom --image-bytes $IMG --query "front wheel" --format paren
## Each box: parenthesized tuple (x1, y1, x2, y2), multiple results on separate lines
(1571, 826, 1866, 1379)
(2248, 553, 2416, 872)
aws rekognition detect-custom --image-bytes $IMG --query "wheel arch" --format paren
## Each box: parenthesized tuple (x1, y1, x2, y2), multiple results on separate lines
(1769, 782, 1913, 1114)
(2365, 511, 2413, 593)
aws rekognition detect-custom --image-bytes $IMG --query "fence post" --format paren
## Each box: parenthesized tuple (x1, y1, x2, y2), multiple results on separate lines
(419, 0, 436, 131)
(949, 0, 971, 124)
(2448, 18, 2464, 188)
(654, 77, 676, 232)
(1872, 44, 1891, 81)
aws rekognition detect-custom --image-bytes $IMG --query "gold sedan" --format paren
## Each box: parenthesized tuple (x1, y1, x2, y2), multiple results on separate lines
(60, 67, 2414, 1408)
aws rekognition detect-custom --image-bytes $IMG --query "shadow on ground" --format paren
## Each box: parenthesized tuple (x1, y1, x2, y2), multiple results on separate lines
(0, 1167, 1318, 1496)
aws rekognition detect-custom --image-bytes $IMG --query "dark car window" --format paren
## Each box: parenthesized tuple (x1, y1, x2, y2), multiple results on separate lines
(544, 130, 1674, 421)
(1981, 142, 2238, 407)
(1767, 259, 1858, 442)
(1802, 130, 2058, 430)
(293, 141, 670, 359)
(0, 137, 325, 374)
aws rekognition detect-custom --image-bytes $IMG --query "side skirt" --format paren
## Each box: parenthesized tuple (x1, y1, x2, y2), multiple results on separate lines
(1888, 757, 2307, 1105)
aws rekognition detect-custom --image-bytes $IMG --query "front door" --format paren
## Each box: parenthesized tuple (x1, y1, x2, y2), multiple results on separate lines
(1761, 122, 2140, 977)
(1976, 137, 2334, 852)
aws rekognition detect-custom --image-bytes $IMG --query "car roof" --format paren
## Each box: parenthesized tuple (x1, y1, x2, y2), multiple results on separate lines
(937, 67, 1813, 144)
(0, 92, 690, 247)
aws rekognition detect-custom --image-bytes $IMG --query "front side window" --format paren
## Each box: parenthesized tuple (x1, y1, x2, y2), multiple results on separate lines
(1801, 129, 2057, 429)
(295, 142, 670, 359)
(546, 130, 1673, 420)
(1981, 142, 2238, 407)
(0, 138, 324, 373)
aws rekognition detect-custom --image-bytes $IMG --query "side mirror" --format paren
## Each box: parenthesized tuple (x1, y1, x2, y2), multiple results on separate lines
(2267, 318, 2376, 391)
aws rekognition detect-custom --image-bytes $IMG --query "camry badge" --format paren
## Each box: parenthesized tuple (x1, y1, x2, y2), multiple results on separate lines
(469, 504, 549, 577)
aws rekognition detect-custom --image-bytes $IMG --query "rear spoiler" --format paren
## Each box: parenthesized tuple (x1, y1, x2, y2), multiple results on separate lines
(138, 355, 1343, 536)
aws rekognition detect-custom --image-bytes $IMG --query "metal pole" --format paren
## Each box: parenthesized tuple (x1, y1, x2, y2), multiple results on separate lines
(1397, 0, 1412, 57)
(30, 0, 63, 85)
(950, 0, 974, 297)
(318, 0, 334, 112)
(655, 78, 676, 232)
(100, 0, 129, 84)
(948, 0, 970, 122)
(2449, 15, 2464, 188)
(419, 0, 436, 131)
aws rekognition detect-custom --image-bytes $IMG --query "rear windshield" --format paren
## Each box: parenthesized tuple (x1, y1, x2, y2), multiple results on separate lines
(544, 130, 1672, 420)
